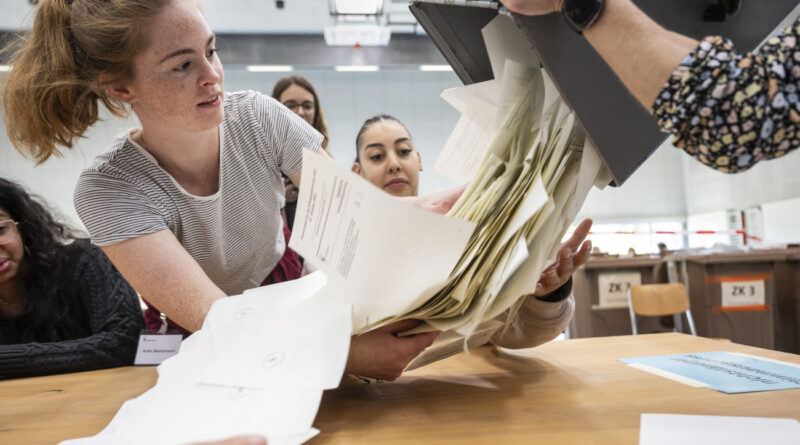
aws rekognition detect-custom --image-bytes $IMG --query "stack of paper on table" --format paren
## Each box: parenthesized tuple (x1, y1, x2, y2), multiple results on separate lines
(639, 414, 800, 445)
(60, 272, 350, 445)
(290, 14, 609, 368)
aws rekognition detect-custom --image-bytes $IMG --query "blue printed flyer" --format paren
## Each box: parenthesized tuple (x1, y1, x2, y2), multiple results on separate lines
(618, 351, 800, 394)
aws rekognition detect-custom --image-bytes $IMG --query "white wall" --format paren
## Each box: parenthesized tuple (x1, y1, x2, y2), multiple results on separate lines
(0, 0, 414, 34)
(0, 104, 140, 232)
(762, 197, 800, 245)
(576, 140, 688, 221)
(682, 143, 800, 215)
(0, 0, 332, 33)
(0, 0, 33, 30)
(679, 138, 800, 246)
(576, 134, 800, 246)
(686, 210, 730, 248)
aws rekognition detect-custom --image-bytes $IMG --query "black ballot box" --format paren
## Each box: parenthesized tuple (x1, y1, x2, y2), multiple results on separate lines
(570, 255, 670, 338)
(410, 0, 800, 186)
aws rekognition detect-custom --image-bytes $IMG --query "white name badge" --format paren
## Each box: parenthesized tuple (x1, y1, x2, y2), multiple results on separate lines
(134, 333, 183, 365)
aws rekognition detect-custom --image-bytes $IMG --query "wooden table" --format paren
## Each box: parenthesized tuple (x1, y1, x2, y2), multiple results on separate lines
(2, 333, 798, 444)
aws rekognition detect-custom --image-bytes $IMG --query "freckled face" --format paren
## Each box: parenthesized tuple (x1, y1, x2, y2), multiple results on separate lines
(353, 121, 422, 197)
(0, 208, 23, 285)
(126, 0, 224, 133)
(279, 84, 316, 127)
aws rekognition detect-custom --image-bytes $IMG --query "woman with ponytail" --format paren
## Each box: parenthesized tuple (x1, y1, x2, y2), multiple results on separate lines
(3, 0, 157, 164)
(2, 0, 462, 381)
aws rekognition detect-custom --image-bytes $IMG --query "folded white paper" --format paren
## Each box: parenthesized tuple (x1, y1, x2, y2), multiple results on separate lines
(200, 277, 349, 390)
(289, 150, 475, 332)
(61, 272, 347, 445)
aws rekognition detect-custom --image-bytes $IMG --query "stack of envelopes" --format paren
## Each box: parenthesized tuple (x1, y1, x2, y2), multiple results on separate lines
(286, 15, 606, 370)
(61, 272, 350, 445)
(355, 15, 607, 367)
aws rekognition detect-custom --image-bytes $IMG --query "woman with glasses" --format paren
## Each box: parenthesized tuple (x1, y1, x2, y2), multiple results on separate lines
(0, 178, 144, 379)
(272, 75, 331, 231)
(272, 75, 330, 154)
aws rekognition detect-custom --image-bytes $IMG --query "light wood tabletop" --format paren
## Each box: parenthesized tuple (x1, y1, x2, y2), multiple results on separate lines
(1, 333, 798, 444)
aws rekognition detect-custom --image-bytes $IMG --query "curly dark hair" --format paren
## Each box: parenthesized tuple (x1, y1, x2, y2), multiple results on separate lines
(0, 177, 80, 341)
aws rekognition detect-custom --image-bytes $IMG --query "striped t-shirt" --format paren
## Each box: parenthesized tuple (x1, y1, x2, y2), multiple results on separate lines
(74, 91, 323, 295)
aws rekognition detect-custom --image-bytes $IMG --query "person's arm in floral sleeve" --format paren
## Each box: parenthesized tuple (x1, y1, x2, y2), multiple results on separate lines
(501, 0, 799, 173)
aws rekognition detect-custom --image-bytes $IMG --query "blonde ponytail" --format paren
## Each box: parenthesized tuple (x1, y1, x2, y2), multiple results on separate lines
(2, 0, 170, 164)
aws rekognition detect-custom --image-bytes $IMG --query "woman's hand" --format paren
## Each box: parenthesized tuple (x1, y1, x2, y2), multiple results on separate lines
(346, 319, 439, 381)
(400, 184, 466, 215)
(533, 218, 592, 297)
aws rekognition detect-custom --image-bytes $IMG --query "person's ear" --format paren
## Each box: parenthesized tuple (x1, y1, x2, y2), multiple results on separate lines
(100, 73, 137, 104)
(352, 161, 363, 176)
(416, 151, 423, 172)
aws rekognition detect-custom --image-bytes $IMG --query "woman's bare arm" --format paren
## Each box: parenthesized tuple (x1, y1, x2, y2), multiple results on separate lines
(101, 230, 226, 332)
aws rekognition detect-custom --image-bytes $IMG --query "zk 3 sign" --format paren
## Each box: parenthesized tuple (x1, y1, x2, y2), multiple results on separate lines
(597, 272, 642, 308)
(720, 279, 765, 308)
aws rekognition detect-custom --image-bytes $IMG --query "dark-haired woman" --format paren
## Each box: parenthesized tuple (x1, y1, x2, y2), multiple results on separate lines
(0, 178, 144, 379)
(352, 115, 593, 349)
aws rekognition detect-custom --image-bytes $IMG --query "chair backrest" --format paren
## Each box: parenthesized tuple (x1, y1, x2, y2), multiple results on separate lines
(628, 283, 690, 317)
(627, 283, 697, 336)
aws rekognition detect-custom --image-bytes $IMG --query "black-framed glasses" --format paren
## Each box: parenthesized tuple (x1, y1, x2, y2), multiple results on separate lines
(282, 100, 314, 112)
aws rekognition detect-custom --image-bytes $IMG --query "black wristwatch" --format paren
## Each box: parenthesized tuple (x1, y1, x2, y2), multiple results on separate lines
(561, 0, 605, 34)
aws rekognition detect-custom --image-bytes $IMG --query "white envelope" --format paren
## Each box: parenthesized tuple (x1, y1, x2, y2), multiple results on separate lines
(200, 275, 350, 390)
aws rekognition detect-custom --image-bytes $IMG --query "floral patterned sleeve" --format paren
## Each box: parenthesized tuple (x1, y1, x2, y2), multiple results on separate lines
(651, 16, 800, 173)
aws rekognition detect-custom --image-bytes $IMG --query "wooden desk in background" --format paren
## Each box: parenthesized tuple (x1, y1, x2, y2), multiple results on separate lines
(1, 333, 799, 444)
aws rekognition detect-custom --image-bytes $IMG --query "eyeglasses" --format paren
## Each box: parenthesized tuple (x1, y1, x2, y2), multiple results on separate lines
(282, 101, 315, 113)
(0, 220, 19, 245)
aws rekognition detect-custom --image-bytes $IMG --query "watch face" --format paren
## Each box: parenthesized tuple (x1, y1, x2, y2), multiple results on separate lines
(563, 0, 605, 33)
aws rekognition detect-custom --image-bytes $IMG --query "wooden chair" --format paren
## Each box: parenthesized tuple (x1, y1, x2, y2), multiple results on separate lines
(627, 283, 697, 336)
